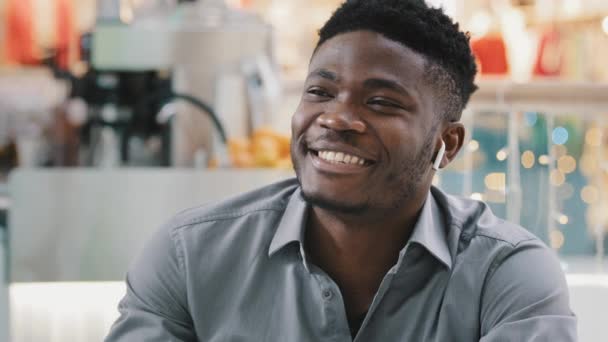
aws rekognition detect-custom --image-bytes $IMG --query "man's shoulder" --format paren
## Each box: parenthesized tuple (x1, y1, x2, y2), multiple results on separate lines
(433, 187, 541, 249)
(165, 177, 300, 232)
(434, 189, 571, 325)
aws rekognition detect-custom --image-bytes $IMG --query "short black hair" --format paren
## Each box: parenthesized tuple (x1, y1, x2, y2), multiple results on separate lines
(316, 0, 478, 121)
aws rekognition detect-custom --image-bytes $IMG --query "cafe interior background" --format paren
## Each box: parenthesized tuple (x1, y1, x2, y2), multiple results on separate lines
(0, 0, 607, 340)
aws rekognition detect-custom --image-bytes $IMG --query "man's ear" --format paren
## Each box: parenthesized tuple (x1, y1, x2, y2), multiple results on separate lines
(438, 122, 465, 169)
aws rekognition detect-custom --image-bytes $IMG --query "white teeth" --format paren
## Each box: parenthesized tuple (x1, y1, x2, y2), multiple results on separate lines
(317, 150, 367, 166)
(335, 152, 344, 162)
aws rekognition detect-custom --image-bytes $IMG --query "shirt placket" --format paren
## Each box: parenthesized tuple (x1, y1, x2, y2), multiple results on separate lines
(306, 251, 408, 342)
(353, 245, 413, 341)
(352, 271, 397, 341)
(309, 264, 352, 342)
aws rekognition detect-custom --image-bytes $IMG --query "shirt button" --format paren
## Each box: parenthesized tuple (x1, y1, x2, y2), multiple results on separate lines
(322, 289, 333, 300)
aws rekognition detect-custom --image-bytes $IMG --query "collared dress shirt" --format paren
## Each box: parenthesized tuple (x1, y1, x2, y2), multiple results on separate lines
(106, 178, 577, 341)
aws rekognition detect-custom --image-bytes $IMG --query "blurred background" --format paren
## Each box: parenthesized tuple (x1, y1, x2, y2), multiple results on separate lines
(0, 0, 607, 341)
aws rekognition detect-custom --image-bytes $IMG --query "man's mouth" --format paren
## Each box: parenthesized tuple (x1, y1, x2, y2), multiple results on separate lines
(308, 148, 375, 167)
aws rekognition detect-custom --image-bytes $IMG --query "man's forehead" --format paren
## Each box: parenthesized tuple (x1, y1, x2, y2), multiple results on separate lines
(309, 30, 427, 80)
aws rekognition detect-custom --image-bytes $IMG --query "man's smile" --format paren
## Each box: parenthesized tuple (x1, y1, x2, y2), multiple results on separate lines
(315, 150, 369, 166)
(308, 148, 375, 175)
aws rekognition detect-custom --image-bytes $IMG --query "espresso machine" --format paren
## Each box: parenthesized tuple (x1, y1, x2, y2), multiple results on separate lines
(80, 0, 279, 167)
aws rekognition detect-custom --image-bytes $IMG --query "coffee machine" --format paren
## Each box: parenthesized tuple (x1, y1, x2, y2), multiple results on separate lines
(78, 0, 279, 167)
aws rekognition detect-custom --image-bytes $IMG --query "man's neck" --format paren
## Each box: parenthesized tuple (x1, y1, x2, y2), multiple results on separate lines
(304, 191, 429, 332)
(305, 196, 425, 276)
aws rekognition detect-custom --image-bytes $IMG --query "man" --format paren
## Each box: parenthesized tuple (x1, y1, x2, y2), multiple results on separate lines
(106, 0, 577, 341)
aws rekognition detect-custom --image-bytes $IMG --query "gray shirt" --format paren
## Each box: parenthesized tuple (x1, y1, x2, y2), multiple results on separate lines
(106, 178, 576, 341)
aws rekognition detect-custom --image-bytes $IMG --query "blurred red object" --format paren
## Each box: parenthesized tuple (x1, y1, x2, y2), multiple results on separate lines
(3, 0, 39, 65)
(55, 0, 79, 70)
(471, 34, 509, 76)
(533, 29, 563, 77)
(240, 0, 253, 8)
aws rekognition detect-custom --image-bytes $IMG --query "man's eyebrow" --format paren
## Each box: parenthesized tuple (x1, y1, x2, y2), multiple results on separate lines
(307, 68, 339, 82)
(363, 78, 412, 97)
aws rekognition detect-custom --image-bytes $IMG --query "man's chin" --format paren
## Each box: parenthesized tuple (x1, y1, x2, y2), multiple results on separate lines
(299, 189, 368, 215)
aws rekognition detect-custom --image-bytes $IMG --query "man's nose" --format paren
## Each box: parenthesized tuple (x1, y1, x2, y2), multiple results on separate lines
(316, 102, 367, 133)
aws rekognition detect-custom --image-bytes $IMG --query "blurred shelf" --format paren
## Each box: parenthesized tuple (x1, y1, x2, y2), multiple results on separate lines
(528, 14, 606, 28)
(512, 2, 607, 28)
(469, 80, 608, 115)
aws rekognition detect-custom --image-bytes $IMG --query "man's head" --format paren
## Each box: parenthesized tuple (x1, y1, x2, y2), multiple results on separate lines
(291, 0, 477, 214)
(318, 0, 478, 122)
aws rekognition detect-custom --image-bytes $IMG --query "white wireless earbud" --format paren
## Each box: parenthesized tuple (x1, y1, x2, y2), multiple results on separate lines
(432, 140, 446, 171)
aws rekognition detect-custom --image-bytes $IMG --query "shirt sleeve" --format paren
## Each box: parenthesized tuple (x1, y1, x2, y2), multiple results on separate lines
(105, 221, 196, 342)
(479, 239, 577, 341)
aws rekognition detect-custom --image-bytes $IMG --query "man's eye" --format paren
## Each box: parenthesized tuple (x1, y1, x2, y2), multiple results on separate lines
(307, 88, 331, 98)
(368, 98, 402, 109)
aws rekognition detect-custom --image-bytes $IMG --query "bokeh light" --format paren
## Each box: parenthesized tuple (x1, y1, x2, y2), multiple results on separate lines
(432, 175, 441, 186)
(470, 193, 483, 201)
(550, 169, 566, 186)
(557, 155, 577, 174)
(521, 150, 535, 169)
(524, 112, 538, 126)
(550, 229, 565, 249)
(485, 173, 506, 191)
(552, 126, 569, 145)
(585, 127, 602, 147)
(581, 186, 599, 204)
(551, 144, 568, 158)
(468, 140, 480, 152)
(496, 149, 508, 161)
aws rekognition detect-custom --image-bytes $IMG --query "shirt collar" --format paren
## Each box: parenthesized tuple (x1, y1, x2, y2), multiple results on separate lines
(407, 189, 452, 269)
(268, 187, 308, 257)
(268, 186, 452, 270)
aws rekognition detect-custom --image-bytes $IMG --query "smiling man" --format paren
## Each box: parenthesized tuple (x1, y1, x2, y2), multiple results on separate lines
(106, 0, 576, 341)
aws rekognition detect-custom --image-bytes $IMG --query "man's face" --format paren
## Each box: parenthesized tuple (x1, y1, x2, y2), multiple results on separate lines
(291, 30, 442, 213)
